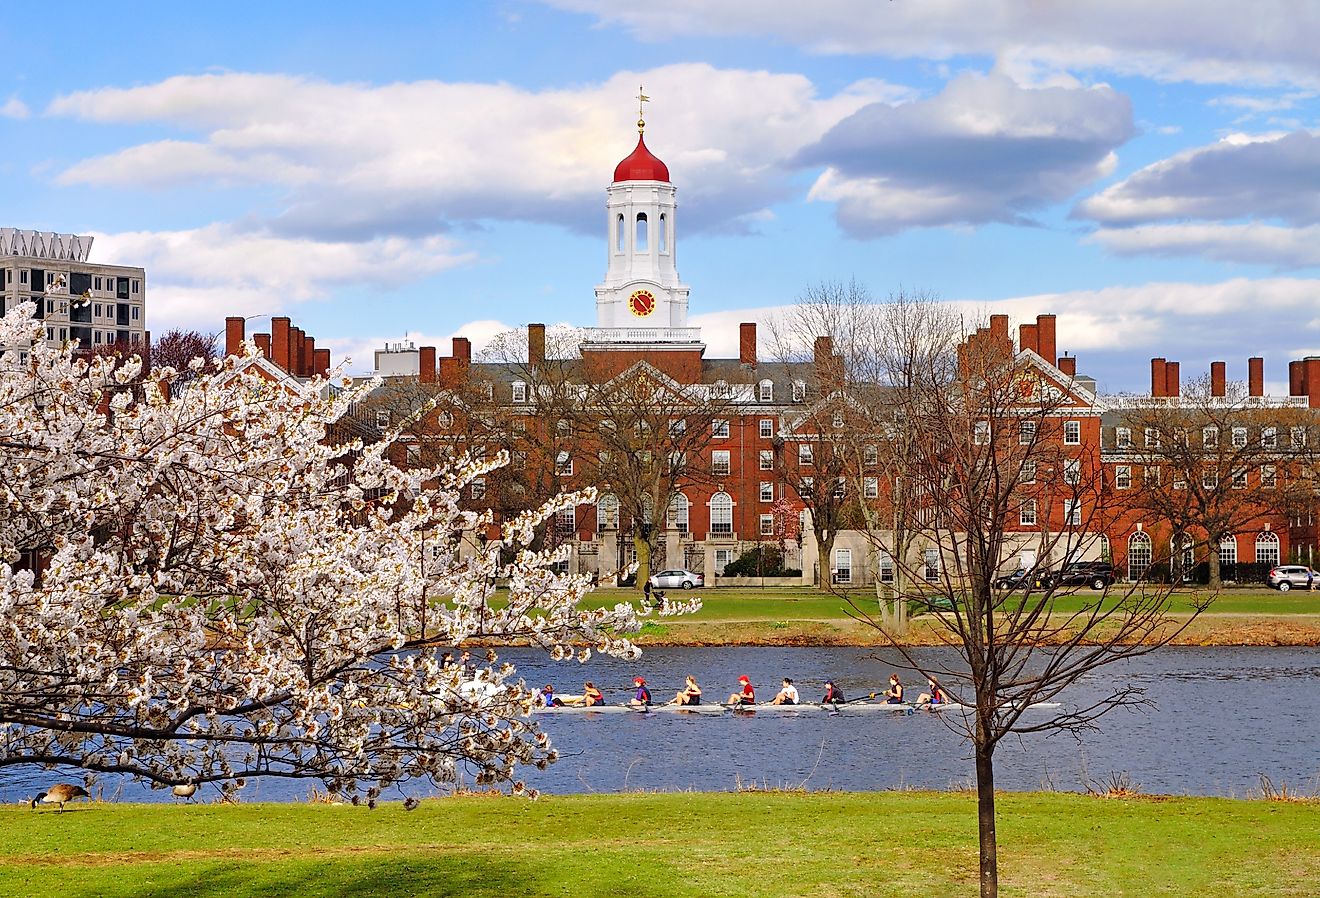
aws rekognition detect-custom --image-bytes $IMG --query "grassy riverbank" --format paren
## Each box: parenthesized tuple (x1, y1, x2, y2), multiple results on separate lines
(580, 586, 1320, 646)
(4, 791, 1317, 897)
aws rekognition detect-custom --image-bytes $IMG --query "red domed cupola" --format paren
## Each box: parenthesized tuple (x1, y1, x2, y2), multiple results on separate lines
(613, 133, 670, 183)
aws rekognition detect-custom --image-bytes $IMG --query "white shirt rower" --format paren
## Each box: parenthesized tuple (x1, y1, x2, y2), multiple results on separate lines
(770, 678, 800, 705)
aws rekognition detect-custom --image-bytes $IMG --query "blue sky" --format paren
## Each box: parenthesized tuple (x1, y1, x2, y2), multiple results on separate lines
(3, 1, 1320, 392)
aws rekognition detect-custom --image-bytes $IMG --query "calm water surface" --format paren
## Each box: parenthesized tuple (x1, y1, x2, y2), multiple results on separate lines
(3, 647, 1317, 803)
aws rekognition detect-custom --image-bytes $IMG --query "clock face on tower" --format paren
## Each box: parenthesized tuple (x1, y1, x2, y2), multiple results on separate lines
(628, 289, 657, 318)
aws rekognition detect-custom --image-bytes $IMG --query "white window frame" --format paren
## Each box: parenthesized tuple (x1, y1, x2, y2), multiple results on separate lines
(1262, 426, 1277, 448)
(470, 477, 486, 500)
(1232, 469, 1247, 490)
(712, 450, 731, 476)
(710, 492, 734, 535)
(1019, 499, 1037, 527)
(863, 476, 879, 499)
(759, 418, 774, 439)
(1115, 465, 1131, 489)
(792, 380, 805, 402)
(1202, 468, 1218, 489)
(863, 444, 879, 466)
(1064, 421, 1080, 445)
(760, 481, 774, 502)
(760, 514, 775, 536)
(798, 444, 813, 466)
(1019, 420, 1037, 445)
(512, 381, 527, 403)
(1064, 458, 1080, 485)
(1291, 426, 1306, 449)
(555, 452, 573, 476)
(1020, 460, 1036, 484)
(973, 420, 990, 445)
(597, 494, 619, 531)
(711, 418, 729, 438)
(1144, 427, 1159, 448)
(759, 380, 774, 402)
(833, 548, 853, 584)
(667, 494, 690, 533)
(759, 449, 774, 471)
(1116, 427, 1132, 448)
(1063, 499, 1081, 526)
(1203, 426, 1218, 449)
(1262, 464, 1277, 489)
(1232, 427, 1247, 448)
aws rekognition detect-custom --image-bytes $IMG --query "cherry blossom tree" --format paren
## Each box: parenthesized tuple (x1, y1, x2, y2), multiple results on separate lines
(0, 302, 686, 800)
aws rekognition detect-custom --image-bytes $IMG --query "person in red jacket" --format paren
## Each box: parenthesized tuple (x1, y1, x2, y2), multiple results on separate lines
(727, 675, 755, 706)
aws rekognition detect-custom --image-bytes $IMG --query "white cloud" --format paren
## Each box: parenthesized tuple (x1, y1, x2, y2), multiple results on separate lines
(1076, 130, 1320, 227)
(1088, 222, 1320, 269)
(797, 71, 1132, 235)
(1, 97, 28, 119)
(545, 1, 1320, 88)
(91, 225, 476, 334)
(48, 66, 905, 239)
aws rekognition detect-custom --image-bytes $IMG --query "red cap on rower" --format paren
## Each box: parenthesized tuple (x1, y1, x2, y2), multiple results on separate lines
(738, 675, 751, 683)
(634, 677, 645, 685)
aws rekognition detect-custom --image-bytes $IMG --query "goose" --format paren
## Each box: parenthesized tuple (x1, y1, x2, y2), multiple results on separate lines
(171, 783, 198, 801)
(30, 783, 90, 811)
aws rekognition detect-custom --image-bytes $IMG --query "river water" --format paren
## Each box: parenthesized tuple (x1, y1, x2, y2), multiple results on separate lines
(3, 646, 1317, 803)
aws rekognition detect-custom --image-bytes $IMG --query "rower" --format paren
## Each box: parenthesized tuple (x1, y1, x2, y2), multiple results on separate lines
(668, 675, 702, 706)
(539, 684, 564, 708)
(727, 675, 755, 706)
(769, 678, 799, 706)
(917, 677, 947, 706)
(821, 680, 845, 705)
(882, 674, 904, 704)
(581, 682, 605, 707)
(630, 676, 652, 706)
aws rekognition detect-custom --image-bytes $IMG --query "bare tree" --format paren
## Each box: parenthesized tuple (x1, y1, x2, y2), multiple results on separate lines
(1114, 376, 1314, 588)
(843, 301, 1200, 898)
(151, 329, 220, 380)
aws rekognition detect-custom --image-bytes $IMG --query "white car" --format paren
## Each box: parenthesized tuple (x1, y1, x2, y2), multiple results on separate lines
(648, 569, 704, 590)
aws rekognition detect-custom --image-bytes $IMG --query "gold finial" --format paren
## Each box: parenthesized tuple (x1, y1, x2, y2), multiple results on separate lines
(636, 84, 650, 133)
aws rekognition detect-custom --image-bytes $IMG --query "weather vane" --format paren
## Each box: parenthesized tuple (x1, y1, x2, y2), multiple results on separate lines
(636, 84, 650, 133)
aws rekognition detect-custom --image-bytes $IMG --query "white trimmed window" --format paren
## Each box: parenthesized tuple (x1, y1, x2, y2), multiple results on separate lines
(512, 381, 526, 403)
(556, 507, 576, 534)
(832, 412, 845, 428)
(759, 418, 774, 438)
(1262, 464, 1277, 489)
(1019, 499, 1037, 527)
(555, 452, 573, 476)
(800, 476, 814, 496)
(437, 410, 453, 429)
(1232, 469, 1247, 490)
(1202, 468, 1218, 489)
(1203, 426, 1218, 449)
(670, 418, 687, 437)
(1232, 427, 1247, 448)
(1291, 427, 1306, 449)
(863, 476, 879, 499)
(471, 477, 486, 500)
(1262, 426, 1277, 448)
(1063, 499, 1081, 526)
(1144, 427, 1159, 448)
(1064, 421, 1080, 445)
(1255, 530, 1280, 565)
(1019, 420, 1037, 445)
(667, 494, 690, 533)
(1128, 531, 1152, 581)
(759, 449, 774, 470)
(712, 450, 731, 476)
(714, 548, 734, 574)
(760, 481, 774, 502)
(878, 551, 894, 583)
(1115, 465, 1131, 489)
(760, 514, 775, 536)
(973, 420, 990, 445)
(1064, 459, 1080, 485)
(1020, 460, 1036, 483)
(798, 444, 814, 466)
(1219, 535, 1237, 569)
(1116, 427, 1132, 448)
(710, 492, 734, 535)
(711, 418, 729, 438)
(833, 548, 853, 584)
(597, 494, 619, 530)
(1144, 465, 1162, 485)
(864, 444, 879, 466)
(832, 477, 846, 499)
(759, 380, 774, 402)
(792, 380, 805, 402)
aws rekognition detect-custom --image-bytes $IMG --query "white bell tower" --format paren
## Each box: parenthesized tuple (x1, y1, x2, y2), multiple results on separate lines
(588, 92, 695, 343)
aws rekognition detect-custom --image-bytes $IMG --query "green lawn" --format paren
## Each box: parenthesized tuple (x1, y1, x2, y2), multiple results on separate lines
(3, 792, 1317, 897)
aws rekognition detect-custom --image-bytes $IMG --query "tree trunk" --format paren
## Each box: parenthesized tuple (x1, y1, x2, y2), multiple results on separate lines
(1207, 538, 1222, 591)
(975, 737, 999, 898)
(816, 530, 836, 591)
(634, 529, 652, 594)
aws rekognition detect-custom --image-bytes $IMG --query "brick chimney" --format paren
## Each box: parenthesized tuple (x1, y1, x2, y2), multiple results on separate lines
(254, 333, 272, 361)
(225, 317, 245, 357)
(289, 326, 304, 376)
(1210, 361, 1226, 397)
(1035, 314, 1057, 368)
(1290, 360, 1305, 396)
(1248, 357, 1264, 397)
(271, 317, 291, 372)
(1165, 361, 1180, 398)
(1019, 323, 1038, 355)
(1057, 355, 1076, 376)
(989, 314, 1011, 354)
(453, 336, 472, 370)
(739, 322, 757, 366)
(302, 335, 316, 376)
(419, 346, 437, 383)
(1304, 358, 1320, 408)
(527, 323, 545, 369)
(1150, 358, 1166, 397)
(314, 348, 330, 376)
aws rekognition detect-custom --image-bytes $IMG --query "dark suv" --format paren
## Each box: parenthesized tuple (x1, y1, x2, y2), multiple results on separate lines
(993, 568, 1051, 591)
(1049, 561, 1116, 590)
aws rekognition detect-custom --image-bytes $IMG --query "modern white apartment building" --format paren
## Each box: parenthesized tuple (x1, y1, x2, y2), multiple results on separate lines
(0, 229, 147, 350)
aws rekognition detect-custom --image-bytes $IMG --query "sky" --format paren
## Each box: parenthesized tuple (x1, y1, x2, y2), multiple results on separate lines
(3, 1, 1320, 392)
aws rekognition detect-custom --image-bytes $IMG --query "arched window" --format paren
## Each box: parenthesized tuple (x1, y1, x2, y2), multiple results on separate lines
(667, 493, 690, 533)
(635, 212, 648, 251)
(759, 379, 774, 402)
(1255, 530, 1281, 565)
(1219, 535, 1238, 576)
(710, 491, 733, 535)
(1171, 534, 1195, 582)
(659, 213, 668, 253)
(616, 213, 625, 252)
(1127, 531, 1152, 582)
(597, 494, 619, 531)
(1097, 534, 1111, 562)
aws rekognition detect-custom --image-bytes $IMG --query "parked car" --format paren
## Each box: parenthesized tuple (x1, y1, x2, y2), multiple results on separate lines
(1049, 561, 1117, 590)
(992, 568, 1050, 590)
(1266, 565, 1319, 591)
(648, 569, 704, 590)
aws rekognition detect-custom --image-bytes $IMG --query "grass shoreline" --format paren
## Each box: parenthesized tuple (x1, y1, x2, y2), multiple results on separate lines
(4, 791, 1317, 897)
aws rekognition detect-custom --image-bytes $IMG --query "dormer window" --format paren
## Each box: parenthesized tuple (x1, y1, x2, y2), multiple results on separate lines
(792, 380, 806, 402)
(759, 379, 774, 402)
(512, 381, 527, 403)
